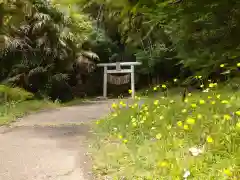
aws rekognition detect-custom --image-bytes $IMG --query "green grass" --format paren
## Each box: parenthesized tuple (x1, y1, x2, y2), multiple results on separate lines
(91, 87, 240, 179)
(62, 98, 89, 106)
(0, 100, 60, 125)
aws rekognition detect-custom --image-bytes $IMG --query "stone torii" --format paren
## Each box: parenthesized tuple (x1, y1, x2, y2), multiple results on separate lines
(97, 62, 142, 98)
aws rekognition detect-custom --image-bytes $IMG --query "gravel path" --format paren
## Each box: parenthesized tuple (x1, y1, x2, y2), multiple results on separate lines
(0, 100, 115, 180)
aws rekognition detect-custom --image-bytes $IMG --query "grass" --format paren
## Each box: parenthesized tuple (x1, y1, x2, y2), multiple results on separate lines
(0, 100, 60, 125)
(91, 85, 240, 179)
(62, 98, 89, 106)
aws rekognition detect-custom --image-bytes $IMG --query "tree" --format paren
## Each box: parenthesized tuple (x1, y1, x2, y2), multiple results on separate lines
(0, 0, 96, 100)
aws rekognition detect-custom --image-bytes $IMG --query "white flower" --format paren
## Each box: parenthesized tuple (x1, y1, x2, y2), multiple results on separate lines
(159, 116, 164, 120)
(183, 169, 191, 179)
(202, 88, 209, 93)
(170, 100, 175, 103)
(189, 147, 203, 157)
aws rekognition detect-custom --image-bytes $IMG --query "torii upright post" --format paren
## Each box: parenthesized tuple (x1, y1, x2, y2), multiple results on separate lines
(97, 62, 142, 99)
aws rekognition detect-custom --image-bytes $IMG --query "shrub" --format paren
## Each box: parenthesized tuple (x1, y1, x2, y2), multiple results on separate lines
(0, 85, 34, 103)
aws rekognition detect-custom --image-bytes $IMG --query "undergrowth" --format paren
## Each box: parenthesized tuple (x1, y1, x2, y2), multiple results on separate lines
(0, 85, 60, 125)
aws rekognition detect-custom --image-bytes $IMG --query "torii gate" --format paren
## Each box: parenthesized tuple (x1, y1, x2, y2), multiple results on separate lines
(97, 62, 142, 98)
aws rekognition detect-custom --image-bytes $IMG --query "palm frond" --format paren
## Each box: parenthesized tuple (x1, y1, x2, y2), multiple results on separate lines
(32, 21, 46, 32)
(51, 73, 69, 82)
(33, 12, 51, 21)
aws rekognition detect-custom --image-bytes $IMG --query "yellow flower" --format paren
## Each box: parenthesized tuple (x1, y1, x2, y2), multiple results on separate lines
(237, 62, 240, 67)
(236, 122, 240, 128)
(211, 101, 216, 105)
(144, 106, 148, 111)
(224, 114, 231, 120)
(191, 103, 197, 108)
(183, 124, 189, 130)
(118, 135, 123, 139)
(177, 121, 183, 127)
(159, 161, 168, 167)
(209, 83, 214, 88)
(111, 103, 118, 108)
(123, 139, 128, 143)
(153, 87, 158, 91)
(208, 82, 217, 88)
(154, 100, 159, 105)
(221, 100, 229, 104)
(128, 89, 132, 94)
(173, 78, 178, 82)
(162, 84, 167, 89)
(119, 101, 126, 107)
(156, 133, 162, 140)
(184, 98, 188, 103)
(197, 114, 203, 119)
(206, 136, 213, 143)
(220, 64, 225, 68)
(131, 103, 138, 109)
(132, 122, 137, 127)
(235, 111, 240, 116)
(159, 116, 164, 120)
(181, 109, 187, 113)
(95, 120, 100, 124)
(223, 169, 232, 176)
(208, 96, 212, 99)
(186, 118, 196, 125)
(199, 100, 205, 104)
(216, 94, 221, 99)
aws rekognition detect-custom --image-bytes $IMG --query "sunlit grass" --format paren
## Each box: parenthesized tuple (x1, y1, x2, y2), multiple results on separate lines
(91, 84, 240, 179)
(0, 100, 59, 125)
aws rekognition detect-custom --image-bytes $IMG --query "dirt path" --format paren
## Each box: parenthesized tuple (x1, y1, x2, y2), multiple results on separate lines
(0, 100, 115, 180)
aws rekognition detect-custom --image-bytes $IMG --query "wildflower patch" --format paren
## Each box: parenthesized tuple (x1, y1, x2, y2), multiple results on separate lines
(91, 86, 240, 179)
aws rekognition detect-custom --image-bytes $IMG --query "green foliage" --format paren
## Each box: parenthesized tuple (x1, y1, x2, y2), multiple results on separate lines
(2, 0, 240, 97)
(92, 85, 240, 179)
(0, 85, 34, 102)
(0, 0, 97, 100)
(66, 0, 240, 85)
(0, 99, 60, 125)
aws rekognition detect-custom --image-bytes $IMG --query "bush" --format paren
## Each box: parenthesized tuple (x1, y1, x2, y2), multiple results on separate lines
(0, 85, 34, 103)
